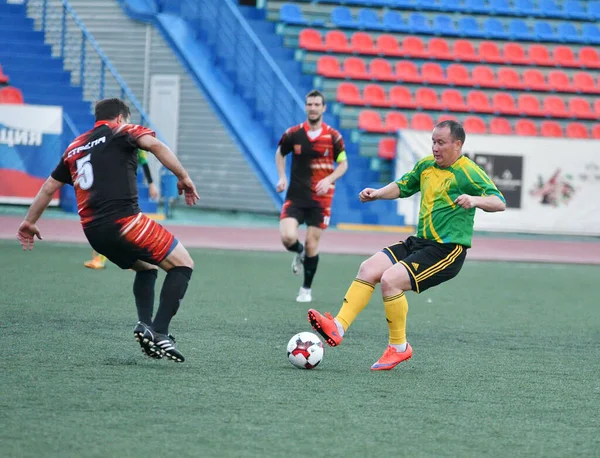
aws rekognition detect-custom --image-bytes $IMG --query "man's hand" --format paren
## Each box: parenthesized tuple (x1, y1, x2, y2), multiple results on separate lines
(177, 177, 200, 206)
(17, 221, 42, 251)
(454, 194, 477, 209)
(148, 183, 159, 200)
(276, 177, 288, 193)
(359, 188, 379, 203)
(315, 177, 332, 196)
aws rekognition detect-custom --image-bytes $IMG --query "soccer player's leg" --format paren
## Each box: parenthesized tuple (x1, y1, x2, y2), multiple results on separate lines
(130, 260, 161, 358)
(296, 224, 322, 303)
(279, 200, 305, 275)
(84, 250, 107, 269)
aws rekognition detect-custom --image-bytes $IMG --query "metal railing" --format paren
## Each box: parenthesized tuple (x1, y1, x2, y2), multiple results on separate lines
(26, 0, 157, 130)
(157, 0, 305, 143)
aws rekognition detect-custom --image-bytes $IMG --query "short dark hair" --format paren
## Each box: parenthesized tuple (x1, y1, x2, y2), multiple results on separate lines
(435, 120, 466, 145)
(94, 98, 131, 122)
(305, 89, 325, 105)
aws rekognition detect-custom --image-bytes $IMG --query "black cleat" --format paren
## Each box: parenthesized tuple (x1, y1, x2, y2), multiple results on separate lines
(134, 321, 162, 359)
(151, 332, 185, 362)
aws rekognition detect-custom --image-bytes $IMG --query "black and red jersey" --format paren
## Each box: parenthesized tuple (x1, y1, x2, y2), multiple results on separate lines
(51, 121, 155, 228)
(278, 121, 346, 207)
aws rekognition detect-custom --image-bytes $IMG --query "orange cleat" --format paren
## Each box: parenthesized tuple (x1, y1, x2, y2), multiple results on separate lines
(370, 344, 413, 371)
(307, 309, 343, 347)
(84, 256, 106, 270)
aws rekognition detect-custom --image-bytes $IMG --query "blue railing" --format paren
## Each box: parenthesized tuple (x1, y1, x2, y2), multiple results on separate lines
(156, 0, 305, 144)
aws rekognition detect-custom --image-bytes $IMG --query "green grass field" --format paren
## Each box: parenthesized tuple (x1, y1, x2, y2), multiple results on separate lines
(1, 240, 599, 457)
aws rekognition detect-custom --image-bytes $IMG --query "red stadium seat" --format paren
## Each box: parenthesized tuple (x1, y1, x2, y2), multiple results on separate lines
(543, 96, 569, 117)
(324, 31, 351, 53)
(489, 117, 513, 135)
(528, 44, 552, 66)
(453, 40, 478, 62)
(517, 94, 543, 116)
(378, 137, 397, 160)
(336, 82, 363, 105)
(363, 84, 388, 107)
(568, 97, 595, 119)
(503, 43, 529, 64)
(553, 46, 577, 67)
(547, 70, 573, 92)
(466, 90, 493, 113)
(415, 87, 440, 110)
(0, 64, 8, 84)
(421, 62, 446, 84)
(395, 61, 422, 83)
(298, 29, 324, 51)
(410, 113, 434, 130)
(472, 66, 499, 88)
(389, 85, 416, 108)
(446, 64, 471, 86)
(401, 36, 427, 58)
(384, 111, 409, 131)
(463, 116, 487, 133)
(316, 56, 343, 78)
(540, 121, 563, 138)
(427, 38, 452, 60)
(578, 47, 600, 69)
(497, 68, 524, 90)
(515, 119, 538, 136)
(595, 99, 600, 116)
(343, 57, 368, 79)
(0, 86, 24, 104)
(565, 122, 589, 139)
(592, 124, 600, 139)
(441, 89, 467, 111)
(437, 114, 458, 124)
(572, 72, 598, 94)
(522, 69, 548, 91)
(358, 110, 386, 132)
(492, 93, 519, 115)
(375, 34, 402, 56)
(369, 58, 395, 81)
(478, 41, 503, 63)
(350, 32, 375, 54)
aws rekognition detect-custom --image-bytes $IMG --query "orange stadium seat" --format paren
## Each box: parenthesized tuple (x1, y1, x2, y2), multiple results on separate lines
(369, 58, 395, 81)
(463, 116, 487, 133)
(384, 111, 409, 131)
(378, 137, 397, 160)
(572, 72, 598, 93)
(565, 122, 590, 139)
(375, 34, 402, 56)
(410, 113, 434, 130)
(389, 85, 417, 109)
(503, 43, 529, 65)
(515, 119, 538, 136)
(441, 89, 467, 111)
(467, 90, 493, 113)
(472, 66, 499, 88)
(350, 32, 376, 54)
(358, 110, 386, 132)
(497, 68, 524, 90)
(0, 87, 24, 104)
(299, 29, 324, 51)
(517, 94, 543, 116)
(336, 82, 363, 105)
(453, 40, 478, 62)
(547, 70, 573, 92)
(317, 56, 343, 78)
(446, 64, 471, 86)
(553, 46, 577, 67)
(421, 62, 446, 84)
(522, 69, 548, 91)
(578, 47, 600, 69)
(568, 97, 595, 119)
(543, 96, 569, 117)
(415, 87, 440, 110)
(325, 31, 351, 53)
(427, 37, 452, 60)
(401, 36, 427, 58)
(489, 117, 513, 135)
(528, 44, 553, 66)
(363, 84, 388, 107)
(478, 41, 503, 64)
(343, 57, 368, 79)
(540, 121, 563, 137)
(492, 93, 519, 115)
(395, 61, 422, 83)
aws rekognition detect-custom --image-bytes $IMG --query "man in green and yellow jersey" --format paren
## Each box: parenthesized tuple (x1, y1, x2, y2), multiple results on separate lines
(307, 120, 506, 371)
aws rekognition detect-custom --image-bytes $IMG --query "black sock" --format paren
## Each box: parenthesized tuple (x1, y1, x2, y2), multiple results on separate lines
(286, 240, 304, 254)
(133, 269, 158, 324)
(303, 254, 319, 289)
(152, 266, 193, 334)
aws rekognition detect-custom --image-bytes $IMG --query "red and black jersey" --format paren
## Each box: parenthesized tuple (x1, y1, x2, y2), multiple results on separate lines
(51, 121, 155, 228)
(278, 121, 346, 207)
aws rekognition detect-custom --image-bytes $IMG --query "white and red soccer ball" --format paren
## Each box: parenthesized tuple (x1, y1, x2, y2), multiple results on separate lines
(287, 332, 324, 369)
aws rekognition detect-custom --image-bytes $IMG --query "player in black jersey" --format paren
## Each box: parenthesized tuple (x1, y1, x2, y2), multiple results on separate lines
(17, 98, 199, 362)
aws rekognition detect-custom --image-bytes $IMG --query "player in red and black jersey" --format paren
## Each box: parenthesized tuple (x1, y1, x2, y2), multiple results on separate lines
(275, 90, 348, 303)
(16, 98, 200, 362)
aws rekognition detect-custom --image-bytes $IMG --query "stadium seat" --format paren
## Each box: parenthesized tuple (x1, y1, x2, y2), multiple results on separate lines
(0, 87, 24, 104)
(433, 15, 460, 37)
(497, 68, 524, 90)
(336, 82, 363, 105)
(299, 29, 324, 51)
(572, 72, 598, 94)
(343, 57, 368, 79)
(0, 64, 9, 84)
(331, 7, 358, 29)
(375, 34, 402, 56)
(515, 119, 538, 136)
(395, 61, 422, 83)
(410, 113, 435, 130)
(363, 84, 388, 107)
(522, 69, 548, 91)
(446, 64, 471, 86)
(568, 97, 595, 119)
(578, 47, 600, 68)
(401, 36, 427, 58)
(437, 114, 458, 123)
(508, 20, 534, 41)
(553, 46, 577, 67)
(484, 18, 509, 40)
(441, 89, 467, 111)
(514, 0, 537, 16)
(357, 9, 385, 31)
(489, 117, 513, 135)
(595, 99, 600, 116)
(325, 31, 351, 53)
(317, 56, 343, 78)
(408, 13, 433, 35)
(389, 86, 417, 108)
(543, 95, 569, 117)
(453, 40, 478, 62)
(565, 122, 589, 138)
(492, 93, 519, 115)
(592, 124, 600, 139)
(466, 90, 493, 113)
(503, 43, 529, 64)
(358, 110, 386, 132)
(547, 70, 573, 92)
(421, 62, 446, 84)
(540, 121, 563, 138)
(458, 17, 486, 39)
(472, 66, 499, 88)
(582, 24, 600, 45)
(478, 41, 503, 64)
(463, 0, 490, 14)
(534, 22, 556, 42)
(463, 116, 487, 133)
(427, 37, 452, 60)
(558, 23, 584, 44)
(351, 32, 376, 54)
(378, 137, 397, 160)
(563, 1, 588, 21)
(517, 94, 543, 116)
(384, 111, 409, 131)
(490, 0, 513, 15)
(538, 0, 562, 18)
(383, 11, 409, 33)
(280, 4, 308, 25)
(415, 87, 440, 109)
(369, 58, 395, 81)
(528, 44, 553, 66)
(591, 1, 600, 21)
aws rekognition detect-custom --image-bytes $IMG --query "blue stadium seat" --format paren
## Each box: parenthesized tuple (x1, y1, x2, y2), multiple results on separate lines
(408, 13, 433, 34)
(389, 0, 417, 7)
(590, 2, 600, 21)
(279, 4, 307, 25)
(437, 0, 457, 12)
(433, 15, 460, 37)
(537, 0, 562, 18)
(415, 0, 443, 11)
(509, 19, 534, 41)
(461, 0, 490, 14)
(557, 23, 585, 44)
(582, 24, 600, 45)
(331, 7, 358, 29)
(458, 17, 486, 38)
(382, 11, 410, 33)
(534, 22, 556, 41)
(357, 9, 385, 31)
(514, 0, 537, 16)
(484, 18, 509, 40)
(563, 1, 588, 21)
(489, 0, 514, 15)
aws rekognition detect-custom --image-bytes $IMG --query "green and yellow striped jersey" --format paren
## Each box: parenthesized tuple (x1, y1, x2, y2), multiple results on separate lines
(395, 155, 505, 248)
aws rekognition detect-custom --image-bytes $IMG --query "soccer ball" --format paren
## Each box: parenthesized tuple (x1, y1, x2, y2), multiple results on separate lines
(287, 332, 324, 369)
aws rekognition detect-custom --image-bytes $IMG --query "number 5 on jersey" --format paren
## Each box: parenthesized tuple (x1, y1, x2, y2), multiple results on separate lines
(76, 155, 94, 190)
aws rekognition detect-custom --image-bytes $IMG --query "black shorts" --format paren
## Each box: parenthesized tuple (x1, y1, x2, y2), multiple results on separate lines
(83, 213, 178, 269)
(381, 236, 467, 293)
(280, 199, 331, 229)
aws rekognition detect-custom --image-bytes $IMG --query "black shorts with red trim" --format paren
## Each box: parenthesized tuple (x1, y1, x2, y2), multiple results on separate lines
(83, 213, 178, 269)
(280, 199, 331, 229)
(381, 236, 467, 293)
